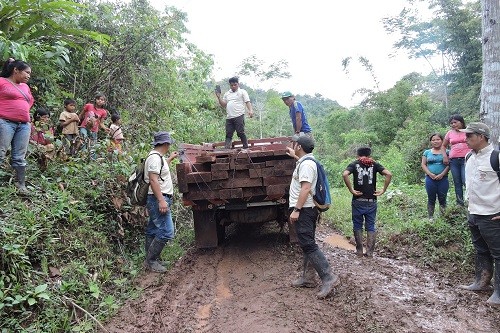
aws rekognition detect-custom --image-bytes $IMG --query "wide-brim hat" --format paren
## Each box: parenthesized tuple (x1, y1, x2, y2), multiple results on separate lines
(151, 131, 174, 146)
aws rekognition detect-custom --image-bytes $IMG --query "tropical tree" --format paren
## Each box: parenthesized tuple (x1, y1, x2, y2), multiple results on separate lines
(480, 0, 500, 144)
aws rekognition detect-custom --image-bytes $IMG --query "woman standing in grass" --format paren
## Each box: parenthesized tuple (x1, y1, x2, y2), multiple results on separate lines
(442, 114, 469, 206)
(422, 133, 450, 219)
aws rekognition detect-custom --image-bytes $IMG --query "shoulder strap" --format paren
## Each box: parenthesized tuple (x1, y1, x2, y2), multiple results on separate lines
(297, 156, 317, 198)
(146, 152, 165, 182)
(490, 150, 500, 182)
(7, 80, 30, 103)
(465, 151, 472, 162)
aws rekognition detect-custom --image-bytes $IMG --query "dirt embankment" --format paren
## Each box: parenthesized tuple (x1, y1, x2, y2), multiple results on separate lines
(105, 223, 500, 333)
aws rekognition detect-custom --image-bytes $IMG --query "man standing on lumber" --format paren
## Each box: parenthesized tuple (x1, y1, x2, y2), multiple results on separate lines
(215, 77, 254, 149)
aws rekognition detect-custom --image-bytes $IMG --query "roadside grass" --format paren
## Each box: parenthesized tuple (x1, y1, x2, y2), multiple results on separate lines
(0, 154, 194, 333)
(326, 184, 473, 276)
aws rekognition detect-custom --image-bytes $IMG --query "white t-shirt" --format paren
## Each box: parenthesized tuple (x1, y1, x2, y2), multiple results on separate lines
(223, 88, 250, 119)
(144, 151, 173, 195)
(465, 144, 500, 215)
(289, 154, 317, 208)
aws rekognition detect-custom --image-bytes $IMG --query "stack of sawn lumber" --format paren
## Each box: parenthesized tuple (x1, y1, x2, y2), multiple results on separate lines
(176, 138, 295, 205)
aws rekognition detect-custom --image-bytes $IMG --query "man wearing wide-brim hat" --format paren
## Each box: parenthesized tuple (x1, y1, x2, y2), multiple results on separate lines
(144, 131, 179, 273)
(458, 122, 500, 306)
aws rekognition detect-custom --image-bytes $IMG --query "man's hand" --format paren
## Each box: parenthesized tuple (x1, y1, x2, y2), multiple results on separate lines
(286, 147, 297, 159)
(289, 210, 299, 223)
(158, 199, 168, 214)
(248, 111, 254, 118)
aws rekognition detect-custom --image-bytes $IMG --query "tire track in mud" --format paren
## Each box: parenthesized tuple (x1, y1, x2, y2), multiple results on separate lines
(106, 224, 500, 333)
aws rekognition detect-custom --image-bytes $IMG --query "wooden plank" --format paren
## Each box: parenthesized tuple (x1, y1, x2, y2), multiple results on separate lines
(216, 178, 262, 188)
(196, 155, 216, 163)
(219, 188, 243, 199)
(215, 157, 230, 163)
(185, 190, 218, 200)
(263, 176, 292, 186)
(248, 169, 262, 178)
(186, 172, 212, 184)
(176, 163, 191, 193)
(266, 184, 289, 196)
(211, 170, 229, 180)
(211, 163, 229, 171)
(265, 159, 296, 168)
(242, 187, 266, 197)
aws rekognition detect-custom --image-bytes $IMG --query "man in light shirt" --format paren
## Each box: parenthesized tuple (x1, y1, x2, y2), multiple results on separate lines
(215, 77, 254, 149)
(459, 122, 500, 306)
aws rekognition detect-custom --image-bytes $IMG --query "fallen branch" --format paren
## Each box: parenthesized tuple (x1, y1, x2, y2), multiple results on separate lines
(62, 296, 110, 333)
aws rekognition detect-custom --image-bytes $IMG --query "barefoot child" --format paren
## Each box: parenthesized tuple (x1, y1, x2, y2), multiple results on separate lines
(108, 113, 124, 153)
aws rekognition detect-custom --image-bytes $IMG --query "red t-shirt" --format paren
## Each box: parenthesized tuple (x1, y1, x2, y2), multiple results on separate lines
(0, 77, 34, 122)
(80, 103, 107, 133)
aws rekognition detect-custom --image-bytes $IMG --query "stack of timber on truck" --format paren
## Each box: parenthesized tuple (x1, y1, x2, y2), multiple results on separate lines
(176, 137, 295, 248)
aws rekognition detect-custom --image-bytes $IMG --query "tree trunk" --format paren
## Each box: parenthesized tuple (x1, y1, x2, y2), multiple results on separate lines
(481, 0, 500, 146)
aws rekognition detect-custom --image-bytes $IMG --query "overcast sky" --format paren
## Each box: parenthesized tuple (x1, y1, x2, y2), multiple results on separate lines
(152, 0, 434, 107)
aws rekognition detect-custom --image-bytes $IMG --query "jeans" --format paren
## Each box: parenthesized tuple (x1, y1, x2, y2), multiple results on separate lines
(146, 194, 175, 241)
(468, 212, 500, 260)
(295, 207, 319, 254)
(0, 118, 31, 167)
(449, 158, 466, 205)
(425, 175, 449, 206)
(352, 200, 377, 232)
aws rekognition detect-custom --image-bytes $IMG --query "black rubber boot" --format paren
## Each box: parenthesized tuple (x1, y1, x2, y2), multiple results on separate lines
(365, 231, 376, 258)
(224, 138, 232, 149)
(292, 254, 316, 288)
(239, 133, 249, 149)
(487, 260, 500, 306)
(460, 254, 493, 291)
(439, 205, 446, 216)
(145, 238, 168, 273)
(13, 166, 29, 195)
(353, 230, 364, 257)
(427, 204, 435, 219)
(309, 250, 340, 299)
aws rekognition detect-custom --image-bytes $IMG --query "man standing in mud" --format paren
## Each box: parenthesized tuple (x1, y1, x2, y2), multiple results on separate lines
(286, 134, 340, 299)
(342, 146, 392, 258)
(215, 77, 254, 149)
(458, 122, 500, 306)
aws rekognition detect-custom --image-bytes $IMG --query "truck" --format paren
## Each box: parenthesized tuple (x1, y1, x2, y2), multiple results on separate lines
(176, 137, 296, 248)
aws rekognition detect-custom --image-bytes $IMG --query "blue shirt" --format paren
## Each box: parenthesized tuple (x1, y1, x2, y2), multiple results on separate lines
(289, 101, 312, 134)
(423, 149, 448, 175)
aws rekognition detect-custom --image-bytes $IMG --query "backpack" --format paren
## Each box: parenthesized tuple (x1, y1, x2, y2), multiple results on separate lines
(126, 152, 164, 206)
(465, 149, 500, 182)
(299, 157, 332, 212)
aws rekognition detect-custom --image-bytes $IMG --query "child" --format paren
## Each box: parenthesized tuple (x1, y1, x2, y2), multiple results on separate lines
(30, 108, 55, 169)
(108, 113, 124, 153)
(59, 98, 80, 155)
(79, 93, 109, 144)
(342, 147, 392, 258)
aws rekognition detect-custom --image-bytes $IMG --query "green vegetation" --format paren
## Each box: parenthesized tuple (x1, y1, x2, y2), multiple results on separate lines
(0, 0, 486, 331)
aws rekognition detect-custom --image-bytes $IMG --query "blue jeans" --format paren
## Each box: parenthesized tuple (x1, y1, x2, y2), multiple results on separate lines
(352, 200, 377, 232)
(295, 207, 319, 254)
(146, 194, 175, 241)
(0, 118, 31, 167)
(449, 158, 465, 205)
(468, 212, 500, 260)
(425, 175, 449, 206)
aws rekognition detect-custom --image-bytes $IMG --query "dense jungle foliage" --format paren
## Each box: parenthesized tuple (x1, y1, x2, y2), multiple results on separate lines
(0, 0, 486, 331)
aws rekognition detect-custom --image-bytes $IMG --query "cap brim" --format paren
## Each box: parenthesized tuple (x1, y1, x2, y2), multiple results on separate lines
(458, 129, 475, 133)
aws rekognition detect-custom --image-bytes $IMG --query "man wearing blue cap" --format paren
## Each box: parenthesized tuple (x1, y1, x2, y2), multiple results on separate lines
(281, 91, 312, 136)
(144, 131, 179, 273)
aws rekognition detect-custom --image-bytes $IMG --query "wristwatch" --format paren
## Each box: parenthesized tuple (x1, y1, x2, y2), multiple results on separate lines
(293, 207, 301, 213)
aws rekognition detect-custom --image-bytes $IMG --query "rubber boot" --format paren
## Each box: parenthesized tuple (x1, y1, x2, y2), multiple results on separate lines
(365, 231, 376, 258)
(427, 204, 435, 219)
(145, 238, 168, 273)
(353, 230, 364, 257)
(13, 166, 29, 195)
(145, 235, 169, 267)
(486, 260, 500, 306)
(460, 254, 493, 291)
(439, 205, 446, 217)
(224, 138, 232, 149)
(239, 133, 249, 149)
(309, 250, 340, 299)
(291, 254, 316, 288)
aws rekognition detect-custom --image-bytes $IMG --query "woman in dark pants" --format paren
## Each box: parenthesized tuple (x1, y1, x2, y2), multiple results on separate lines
(442, 115, 470, 206)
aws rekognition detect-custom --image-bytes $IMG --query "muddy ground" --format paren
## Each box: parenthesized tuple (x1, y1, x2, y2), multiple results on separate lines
(105, 222, 500, 333)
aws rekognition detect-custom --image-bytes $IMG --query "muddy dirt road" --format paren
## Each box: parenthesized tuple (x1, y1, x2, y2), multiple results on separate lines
(106, 223, 500, 333)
